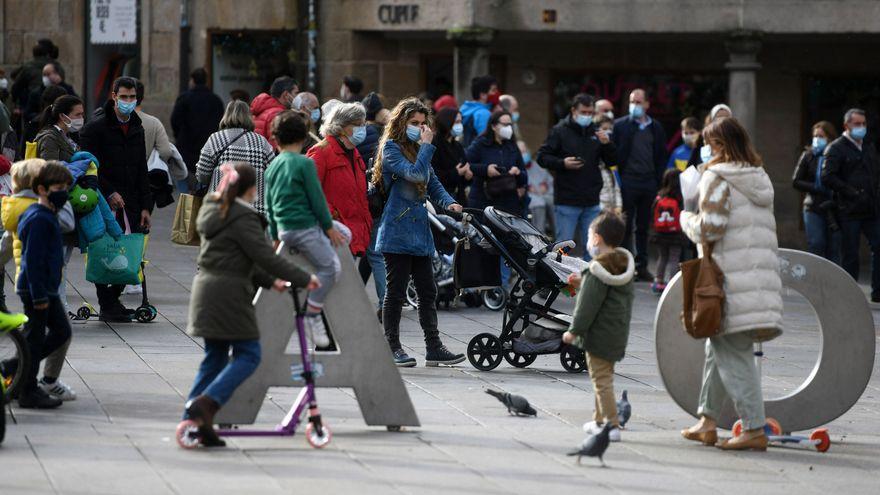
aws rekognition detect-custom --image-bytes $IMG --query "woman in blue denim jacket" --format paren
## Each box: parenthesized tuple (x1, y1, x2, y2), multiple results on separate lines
(372, 97, 464, 368)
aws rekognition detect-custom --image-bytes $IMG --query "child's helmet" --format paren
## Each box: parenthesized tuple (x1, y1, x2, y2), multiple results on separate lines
(69, 184, 98, 214)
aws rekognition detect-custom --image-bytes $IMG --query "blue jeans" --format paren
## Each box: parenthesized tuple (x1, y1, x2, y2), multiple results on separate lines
(839, 217, 880, 295)
(367, 222, 386, 306)
(176, 179, 190, 194)
(555, 204, 602, 261)
(187, 339, 261, 407)
(803, 211, 841, 265)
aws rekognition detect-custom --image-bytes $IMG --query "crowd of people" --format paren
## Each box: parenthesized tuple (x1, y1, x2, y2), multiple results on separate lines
(0, 37, 876, 451)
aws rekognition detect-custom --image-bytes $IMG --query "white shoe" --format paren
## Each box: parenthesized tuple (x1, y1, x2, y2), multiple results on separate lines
(307, 314, 331, 348)
(583, 421, 603, 435)
(39, 379, 77, 401)
(609, 427, 621, 442)
(124, 284, 143, 295)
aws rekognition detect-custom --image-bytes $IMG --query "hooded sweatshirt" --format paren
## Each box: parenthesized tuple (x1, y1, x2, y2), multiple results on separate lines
(459, 100, 492, 147)
(567, 248, 635, 362)
(680, 162, 783, 341)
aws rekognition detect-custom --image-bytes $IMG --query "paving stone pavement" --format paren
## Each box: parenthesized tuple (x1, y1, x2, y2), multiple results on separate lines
(1, 204, 878, 495)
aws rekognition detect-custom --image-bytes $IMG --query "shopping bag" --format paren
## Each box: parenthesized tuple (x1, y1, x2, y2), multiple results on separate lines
(171, 193, 202, 246)
(85, 234, 146, 285)
(24, 141, 37, 159)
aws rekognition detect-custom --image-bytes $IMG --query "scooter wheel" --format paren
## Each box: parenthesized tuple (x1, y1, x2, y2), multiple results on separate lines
(731, 420, 743, 437)
(766, 417, 783, 436)
(146, 305, 158, 321)
(77, 306, 92, 319)
(305, 421, 332, 448)
(135, 307, 152, 323)
(176, 420, 201, 449)
(810, 428, 831, 453)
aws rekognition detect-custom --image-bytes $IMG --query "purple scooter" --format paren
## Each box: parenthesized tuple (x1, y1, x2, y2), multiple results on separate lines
(176, 287, 332, 449)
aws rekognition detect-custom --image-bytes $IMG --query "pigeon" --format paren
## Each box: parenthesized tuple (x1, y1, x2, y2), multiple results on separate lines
(568, 422, 612, 466)
(617, 390, 631, 428)
(485, 389, 537, 416)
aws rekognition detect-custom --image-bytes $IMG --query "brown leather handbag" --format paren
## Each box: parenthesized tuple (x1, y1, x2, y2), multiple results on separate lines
(680, 225, 725, 339)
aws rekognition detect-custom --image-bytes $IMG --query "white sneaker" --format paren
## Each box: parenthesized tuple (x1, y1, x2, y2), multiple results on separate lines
(609, 427, 621, 442)
(307, 314, 331, 348)
(583, 421, 603, 435)
(39, 379, 77, 401)
(124, 284, 143, 295)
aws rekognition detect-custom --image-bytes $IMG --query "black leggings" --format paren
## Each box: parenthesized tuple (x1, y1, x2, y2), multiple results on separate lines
(22, 296, 72, 394)
(382, 253, 440, 351)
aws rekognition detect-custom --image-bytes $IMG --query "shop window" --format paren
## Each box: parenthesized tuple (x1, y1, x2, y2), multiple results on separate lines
(209, 31, 298, 104)
(552, 73, 727, 150)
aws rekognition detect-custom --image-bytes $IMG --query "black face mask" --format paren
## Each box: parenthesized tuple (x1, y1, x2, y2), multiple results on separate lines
(48, 190, 69, 210)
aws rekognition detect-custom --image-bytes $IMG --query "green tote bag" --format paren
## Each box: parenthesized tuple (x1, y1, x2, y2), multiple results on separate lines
(85, 234, 146, 285)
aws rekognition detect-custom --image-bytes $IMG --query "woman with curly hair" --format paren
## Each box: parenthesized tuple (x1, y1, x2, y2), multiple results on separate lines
(372, 97, 464, 368)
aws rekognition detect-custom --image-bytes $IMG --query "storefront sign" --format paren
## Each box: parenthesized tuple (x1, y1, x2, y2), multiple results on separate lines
(90, 0, 137, 44)
(378, 4, 419, 24)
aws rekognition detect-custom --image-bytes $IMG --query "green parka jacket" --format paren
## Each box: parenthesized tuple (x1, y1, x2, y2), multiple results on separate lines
(567, 248, 635, 362)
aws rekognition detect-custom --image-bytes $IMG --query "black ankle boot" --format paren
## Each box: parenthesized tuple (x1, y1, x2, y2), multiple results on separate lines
(184, 395, 226, 447)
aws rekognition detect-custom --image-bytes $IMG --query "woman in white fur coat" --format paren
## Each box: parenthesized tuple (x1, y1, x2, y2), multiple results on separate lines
(678, 117, 783, 451)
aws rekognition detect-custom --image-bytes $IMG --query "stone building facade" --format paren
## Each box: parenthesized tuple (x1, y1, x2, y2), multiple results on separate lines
(2, 0, 879, 246)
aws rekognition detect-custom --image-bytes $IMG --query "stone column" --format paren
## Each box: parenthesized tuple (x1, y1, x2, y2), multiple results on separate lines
(725, 32, 762, 137)
(447, 27, 494, 104)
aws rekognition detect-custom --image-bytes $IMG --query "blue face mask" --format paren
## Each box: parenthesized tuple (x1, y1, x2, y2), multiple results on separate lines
(512, 112, 520, 123)
(522, 152, 531, 164)
(575, 114, 593, 128)
(850, 126, 867, 140)
(812, 137, 827, 154)
(406, 125, 422, 142)
(629, 103, 645, 118)
(310, 108, 321, 123)
(117, 100, 136, 116)
(350, 126, 367, 146)
(451, 123, 463, 137)
(700, 144, 713, 164)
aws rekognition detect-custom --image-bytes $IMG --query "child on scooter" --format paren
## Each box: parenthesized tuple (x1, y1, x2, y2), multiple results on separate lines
(184, 162, 319, 447)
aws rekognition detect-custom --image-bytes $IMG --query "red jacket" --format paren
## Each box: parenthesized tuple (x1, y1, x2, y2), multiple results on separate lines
(250, 93, 285, 148)
(307, 137, 372, 255)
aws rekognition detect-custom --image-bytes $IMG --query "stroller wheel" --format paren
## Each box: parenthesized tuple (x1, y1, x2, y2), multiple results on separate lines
(560, 347, 588, 373)
(504, 350, 537, 368)
(482, 288, 507, 311)
(467, 333, 503, 371)
(405, 280, 419, 309)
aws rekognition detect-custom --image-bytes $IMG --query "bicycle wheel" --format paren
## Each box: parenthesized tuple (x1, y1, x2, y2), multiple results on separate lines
(0, 328, 31, 401)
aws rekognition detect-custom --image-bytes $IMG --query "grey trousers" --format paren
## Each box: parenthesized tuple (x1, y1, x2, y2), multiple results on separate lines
(280, 225, 341, 308)
(697, 332, 766, 430)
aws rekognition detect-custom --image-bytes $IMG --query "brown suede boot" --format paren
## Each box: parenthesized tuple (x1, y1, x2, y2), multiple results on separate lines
(185, 395, 226, 447)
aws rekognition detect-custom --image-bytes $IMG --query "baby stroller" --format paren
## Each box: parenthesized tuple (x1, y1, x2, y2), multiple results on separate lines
(451, 207, 589, 373)
(405, 203, 506, 311)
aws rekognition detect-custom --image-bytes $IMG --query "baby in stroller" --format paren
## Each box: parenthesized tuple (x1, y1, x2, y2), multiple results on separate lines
(452, 206, 591, 372)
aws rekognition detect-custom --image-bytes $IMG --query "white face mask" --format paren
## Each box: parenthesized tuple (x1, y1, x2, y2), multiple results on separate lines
(0, 78, 8, 90)
(587, 229, 601, 258)
(700, 144, 713, 163)
(682, 132, 698, 146)
(63, 114, 84, 133)
(498, 125, 513, 140)
(42, 76, 52, 87)
(604, 111, 614, 120)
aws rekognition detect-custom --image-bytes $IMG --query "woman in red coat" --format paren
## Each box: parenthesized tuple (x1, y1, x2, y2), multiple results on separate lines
(307, 102, 372, 255)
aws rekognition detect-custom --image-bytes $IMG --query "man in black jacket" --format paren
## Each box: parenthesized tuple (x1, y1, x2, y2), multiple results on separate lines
(822, 108, 880, 301)
(170, 68, 224, 183)
(613, 89, 668, 279)
(80, 76, 152, 321)
(537, 93, 617, 260)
